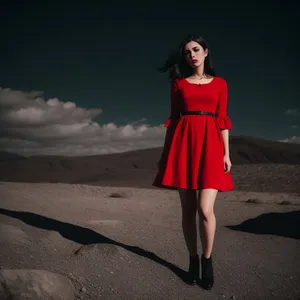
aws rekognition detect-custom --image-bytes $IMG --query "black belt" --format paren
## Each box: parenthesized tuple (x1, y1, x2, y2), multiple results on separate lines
(180, 111, 215, 116)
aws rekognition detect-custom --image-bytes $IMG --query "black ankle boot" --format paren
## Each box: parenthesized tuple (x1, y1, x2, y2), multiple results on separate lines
(201, 254, 214, 290)
(188, 255, 199, 285)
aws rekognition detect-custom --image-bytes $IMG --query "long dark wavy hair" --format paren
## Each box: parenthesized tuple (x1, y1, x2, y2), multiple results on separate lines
(158, 35, 216, 82)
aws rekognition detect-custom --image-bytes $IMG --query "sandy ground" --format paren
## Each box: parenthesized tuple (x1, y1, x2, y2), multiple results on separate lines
(0, 181, 299, 300)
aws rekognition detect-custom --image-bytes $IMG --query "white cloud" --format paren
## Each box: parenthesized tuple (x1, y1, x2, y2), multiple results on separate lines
(284, 108, 300, 117)
(279, 136, 300, 144)
(0, 87, 166, 156)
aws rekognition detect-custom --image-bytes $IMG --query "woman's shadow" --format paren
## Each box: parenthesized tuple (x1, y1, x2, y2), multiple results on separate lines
(0, 207, 191, 284)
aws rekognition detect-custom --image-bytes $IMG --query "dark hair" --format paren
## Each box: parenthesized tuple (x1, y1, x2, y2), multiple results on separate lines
(158, 35, 216, 82)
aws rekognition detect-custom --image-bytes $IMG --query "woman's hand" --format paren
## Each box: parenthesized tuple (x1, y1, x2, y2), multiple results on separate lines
(224, 154, 232, 173)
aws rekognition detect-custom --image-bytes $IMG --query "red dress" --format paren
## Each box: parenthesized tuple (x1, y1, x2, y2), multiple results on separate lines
(153, 76, 234, 192)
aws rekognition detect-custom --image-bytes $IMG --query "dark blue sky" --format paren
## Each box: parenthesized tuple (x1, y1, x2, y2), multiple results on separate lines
(1, 1, 299, 141)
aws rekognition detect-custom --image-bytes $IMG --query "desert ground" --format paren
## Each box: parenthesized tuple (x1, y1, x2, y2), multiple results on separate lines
(1, 182, 299, 300)
(0, 136, 300, 299)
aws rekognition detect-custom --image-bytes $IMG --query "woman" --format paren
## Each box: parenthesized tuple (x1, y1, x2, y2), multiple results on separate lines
(153, 34, 234, 290)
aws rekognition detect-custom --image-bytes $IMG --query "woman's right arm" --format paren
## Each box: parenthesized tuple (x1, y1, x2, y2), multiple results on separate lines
(158, 80, 181, 167)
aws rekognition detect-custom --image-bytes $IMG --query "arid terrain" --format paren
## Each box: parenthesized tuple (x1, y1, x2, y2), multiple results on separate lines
(1, 136, 300, 194)
(0, 136, 299, 299)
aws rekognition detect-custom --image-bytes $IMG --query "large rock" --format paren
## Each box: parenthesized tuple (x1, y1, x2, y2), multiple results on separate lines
(0, 224, 31, 246)
(0, 269, 75, 300)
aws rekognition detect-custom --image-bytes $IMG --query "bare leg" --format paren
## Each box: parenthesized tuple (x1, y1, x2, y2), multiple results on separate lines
(197, 188, 218, 258)
(197, 188, 218, 290)
(178, 188, 198, 256)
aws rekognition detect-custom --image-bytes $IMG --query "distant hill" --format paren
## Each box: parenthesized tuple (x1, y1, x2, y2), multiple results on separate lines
(0, 151, 26, 162)
(229, 136, 300, 164)
(0, 136, 299, 193)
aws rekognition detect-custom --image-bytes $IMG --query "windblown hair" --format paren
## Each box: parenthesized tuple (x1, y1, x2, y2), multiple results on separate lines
(158, 35, 216, 82)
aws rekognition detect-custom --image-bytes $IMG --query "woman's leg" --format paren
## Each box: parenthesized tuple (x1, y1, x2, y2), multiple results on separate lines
(197, 188, 218, 257)
(197, 188, 218, 289)
(178, 188, 198, 256)
(178, 188, 199, 285)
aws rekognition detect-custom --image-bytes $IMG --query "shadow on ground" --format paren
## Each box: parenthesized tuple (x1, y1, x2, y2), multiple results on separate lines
(226, 210, 300, 240)
(0, 207, 193, 285)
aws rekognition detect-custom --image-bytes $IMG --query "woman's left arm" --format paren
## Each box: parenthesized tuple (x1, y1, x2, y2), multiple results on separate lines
(216, 79, 233, 173)
(221, 129, 230, 156)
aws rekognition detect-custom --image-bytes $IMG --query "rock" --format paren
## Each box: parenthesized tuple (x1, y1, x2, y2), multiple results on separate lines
(74, 243, 124, 257)
(87, 219, 122, 226)
(0, 224, 31, 246)
(0, 269, 75, 300)
(245, 198, 264, 204)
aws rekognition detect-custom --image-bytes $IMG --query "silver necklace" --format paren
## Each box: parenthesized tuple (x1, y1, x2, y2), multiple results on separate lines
(193, 74, 205, 80)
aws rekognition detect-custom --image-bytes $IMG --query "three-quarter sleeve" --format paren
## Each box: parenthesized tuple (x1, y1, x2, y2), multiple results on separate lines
(164, 80, 181, 127)
(215, 79, 233, 130)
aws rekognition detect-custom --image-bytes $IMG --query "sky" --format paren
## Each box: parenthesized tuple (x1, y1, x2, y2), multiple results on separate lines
(0, 1, 299, 156)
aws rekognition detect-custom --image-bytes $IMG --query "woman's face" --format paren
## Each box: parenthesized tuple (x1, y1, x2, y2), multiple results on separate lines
(184, 41, 208, 68)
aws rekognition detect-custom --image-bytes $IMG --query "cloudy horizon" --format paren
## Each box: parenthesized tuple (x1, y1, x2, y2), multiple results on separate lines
(0, 87, 167, 157)
(0, 86, 299, 157)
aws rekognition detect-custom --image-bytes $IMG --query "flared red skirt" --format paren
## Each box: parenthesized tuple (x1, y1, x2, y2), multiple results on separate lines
(153, 115, 234, 192)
